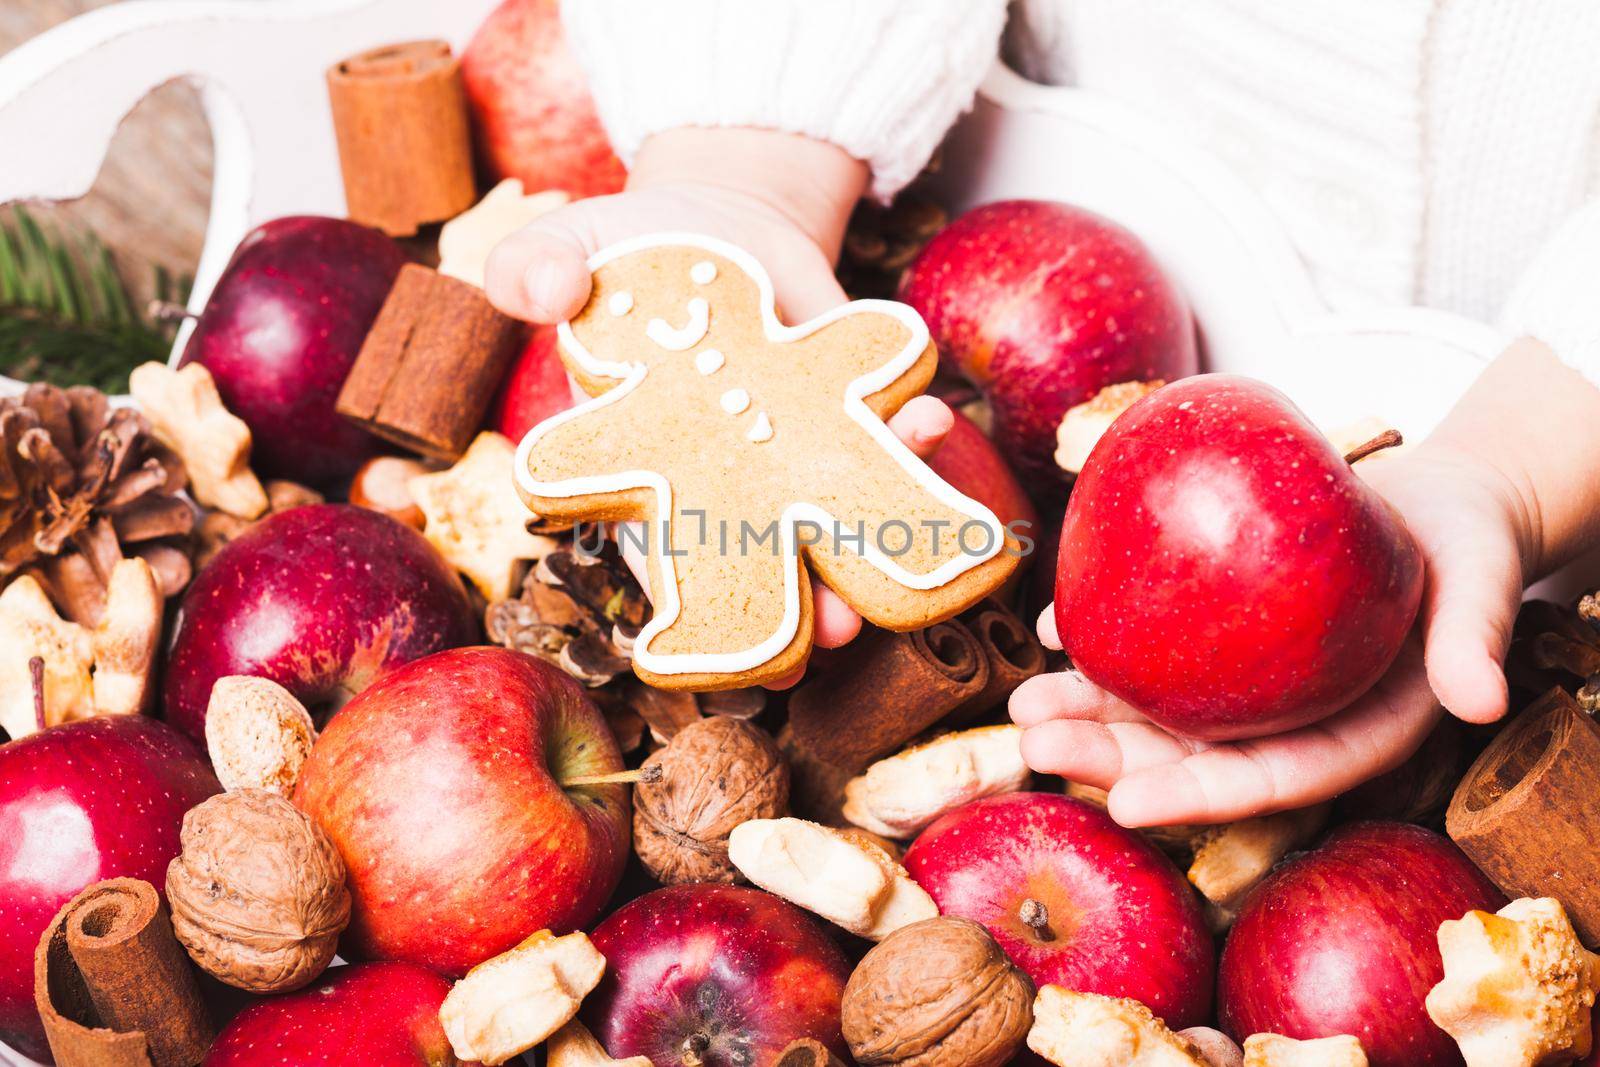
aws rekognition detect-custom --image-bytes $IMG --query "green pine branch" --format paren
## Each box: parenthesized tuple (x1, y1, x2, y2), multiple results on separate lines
(0, 204, 191, 394)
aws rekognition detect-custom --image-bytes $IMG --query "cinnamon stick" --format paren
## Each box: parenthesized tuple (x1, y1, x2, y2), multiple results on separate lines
(775, 1038, 847, 1067)
(1446, 688, 1600, 945)
(947, 600, 1047, 723)
(337, 263, 525, 460)
(326, 40, 476, 236)
(34, 878, 213, 1067)
(784, 621, 988, 820)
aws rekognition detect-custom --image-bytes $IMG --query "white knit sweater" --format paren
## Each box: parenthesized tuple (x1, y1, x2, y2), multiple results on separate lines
(563, 0, 1600, 382)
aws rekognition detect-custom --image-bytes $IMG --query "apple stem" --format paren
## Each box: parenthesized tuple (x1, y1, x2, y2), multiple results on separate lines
(1019, 898, 1055, 942)
(559, 764, 663, 789)
(1343, 429, 1404, 465)
(29, 656, 45, 732)
(681, 1034, 711, 1066)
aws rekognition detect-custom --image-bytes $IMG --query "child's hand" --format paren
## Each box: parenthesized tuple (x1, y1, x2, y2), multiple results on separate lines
(484, 127, 954, 682)
(1010, 441, 1531, 826)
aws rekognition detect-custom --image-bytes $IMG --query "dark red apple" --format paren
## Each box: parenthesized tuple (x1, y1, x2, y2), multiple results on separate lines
(1055, 374, 1424, 740)
(584, 884, 851, 1065)
(181, 216, 406, 486)
(492, 325, 573, 443)
(1219, 822, 1505, 1067)
(0, 717, 220, 1061)
(293, 647, 629, 977)
(929, 407, 1040, 572)
(163, 504, 475, 742)
(202, 962, 473, 1066)
(462, 0, 626, 198)
(899, 199, 1197, 483)
(903, 792, 1213, 1030)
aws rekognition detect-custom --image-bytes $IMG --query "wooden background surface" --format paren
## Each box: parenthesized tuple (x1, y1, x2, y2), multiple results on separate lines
(2, 0, 212, 310)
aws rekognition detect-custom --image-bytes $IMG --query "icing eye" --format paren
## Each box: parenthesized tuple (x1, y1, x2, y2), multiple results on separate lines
(690, 261, 717, 285)
(747, 412, 773, 443)
(720, 388, 750, 415)
(608, 291, 634, 316)
(695, 349, 725, 375)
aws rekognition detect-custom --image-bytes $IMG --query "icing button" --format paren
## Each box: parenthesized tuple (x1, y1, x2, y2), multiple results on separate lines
(690, 261, 717, 285)
(695, 349, 725, 375)
(747, 411, 773, 443)
(608, 291, 633, 316)
(720, 388, 750, 415)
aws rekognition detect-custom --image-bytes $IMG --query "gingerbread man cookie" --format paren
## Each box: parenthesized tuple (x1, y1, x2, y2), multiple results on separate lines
(515, 235, 1019, 690)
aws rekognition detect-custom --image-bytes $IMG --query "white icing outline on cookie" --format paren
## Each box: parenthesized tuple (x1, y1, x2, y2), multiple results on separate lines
(646, 296, 709, 350)
(514, 233, 1006, 677)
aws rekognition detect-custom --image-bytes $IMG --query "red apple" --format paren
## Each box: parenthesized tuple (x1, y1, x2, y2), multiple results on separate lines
(1219, 822, 1505, 1067)
(929, 407, 1040, 572)
(1055, 374, 1424, 740)
(0, 717, 220, 1061)
(163, 504, 475, 742)
(903, 792, 1213, 1029)
(584, 884, 851, 1065)
(492, 325, 574, 443)
(181, 216, 406, 486)
(462, 0, 626, 198)
(899, 199, 1197, 484)
(293, 646, 629, 976)
(202, 962, 474, 1066)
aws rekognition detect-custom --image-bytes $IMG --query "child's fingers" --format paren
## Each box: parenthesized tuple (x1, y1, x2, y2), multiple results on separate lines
(887, 396, 954, 460)
(1036, 605, 1061, 650)
(1106, 638, 1439, 826)
(485, 211, 598, 324)
(1419, 530, 1521, 725)
(1008, 670, 1145, 727)
(1019, 719, 1198, 788)
(812, 582, 863, 649)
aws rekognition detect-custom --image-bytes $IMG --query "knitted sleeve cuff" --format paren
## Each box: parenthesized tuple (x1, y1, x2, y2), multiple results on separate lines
(1500, 199, 1600, 386)
(561, 0, 1007, 202)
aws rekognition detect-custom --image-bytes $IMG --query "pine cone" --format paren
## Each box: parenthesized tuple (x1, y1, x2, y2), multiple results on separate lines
(1, 383, 194, 625)
(485, 540, 645, 688)
(1507, 594, 1600, 712)
(837, 191, 949, 301)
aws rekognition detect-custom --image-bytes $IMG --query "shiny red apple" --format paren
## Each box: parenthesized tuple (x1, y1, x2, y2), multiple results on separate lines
(202, 962, 473, 1066)
(293, 646, 629, 977)
(462, 0, 625, 198)
(163, 504, 475, 742)
(492, 325, 574, 443)
(0, 717, 220, 1061)
(1218, 821, 1505, 1067)
(903, 792, 1213, 1029)
(181, 216, 406, 486)
(1055, 374, 1424, 741)
(584, 884, 851, 1065)
(899, 199, 1197, 484)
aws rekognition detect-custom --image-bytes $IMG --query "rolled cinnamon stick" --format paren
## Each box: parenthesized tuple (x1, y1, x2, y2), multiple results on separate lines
(784, 621, 988, 820)
(34, 878, 213, 1067)
(337, 263, 525, 460)
(948, 600, 1047, 723)
(326, 40, 476, 236)
(775, 1038, 847, 1067)
(1446, 687, 1600, 945)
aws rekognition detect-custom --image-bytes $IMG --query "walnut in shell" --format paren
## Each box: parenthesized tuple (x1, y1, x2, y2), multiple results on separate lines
(633, 715, 789, 885)
(166, 789, 350, 993)
(842, 916, 1034, 1067)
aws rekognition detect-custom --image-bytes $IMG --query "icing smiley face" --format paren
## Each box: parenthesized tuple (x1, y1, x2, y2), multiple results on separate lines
(515, 234, 1018, 690)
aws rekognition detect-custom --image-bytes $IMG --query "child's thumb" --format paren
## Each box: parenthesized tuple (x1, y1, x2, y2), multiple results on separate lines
(484, 210, 595, 325)
(1421, 533, 1523, 725)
